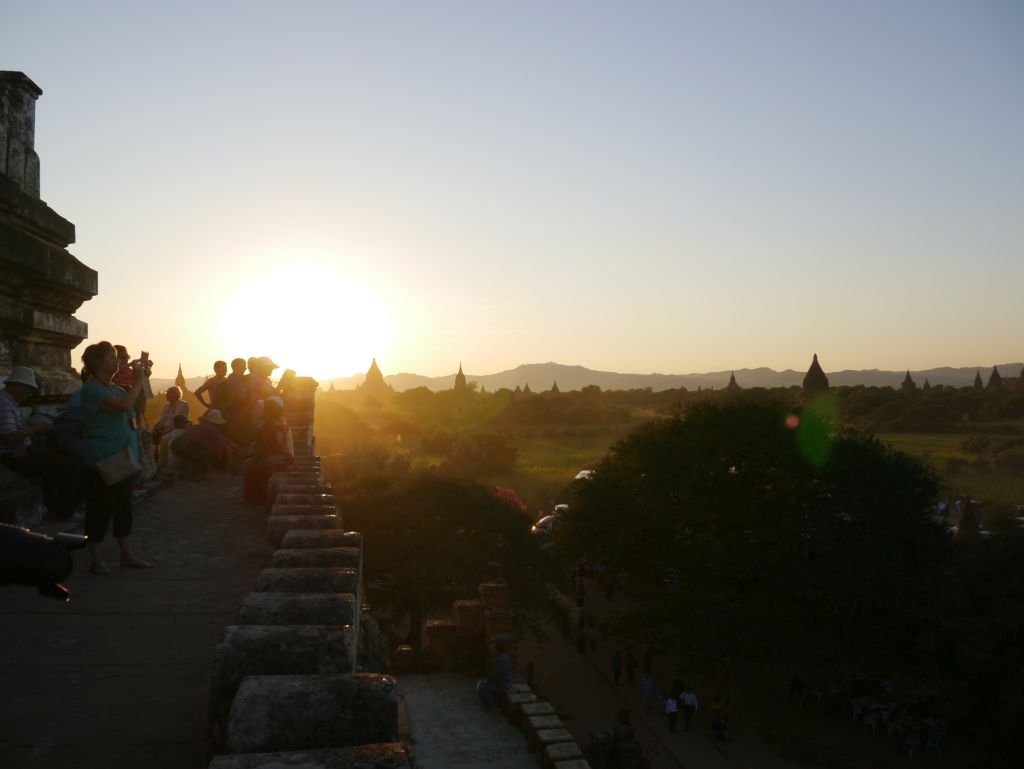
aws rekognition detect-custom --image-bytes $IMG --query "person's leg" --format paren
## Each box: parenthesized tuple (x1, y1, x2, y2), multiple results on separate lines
(668, 711, 676, 734)
(38, 448, 80, 517)
(110, 478, 151, 567)
(83, 468, 113, 573)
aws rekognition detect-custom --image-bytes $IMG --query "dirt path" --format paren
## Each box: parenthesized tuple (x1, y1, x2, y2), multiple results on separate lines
(0, 474, 266, 769)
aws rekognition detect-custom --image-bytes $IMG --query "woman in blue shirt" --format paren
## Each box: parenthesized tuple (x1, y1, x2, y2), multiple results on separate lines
(80, 341, 153, 574)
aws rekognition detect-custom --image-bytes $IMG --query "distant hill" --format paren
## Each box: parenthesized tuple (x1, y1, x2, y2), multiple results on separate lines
(321, 361, 1024, 393)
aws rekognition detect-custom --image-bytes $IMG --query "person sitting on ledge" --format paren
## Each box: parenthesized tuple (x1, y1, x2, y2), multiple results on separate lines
(0, 366, 81, 520)
(157, 414, 188, 471)
(152, 385, 189, 445)
(170, 409, 233, 480)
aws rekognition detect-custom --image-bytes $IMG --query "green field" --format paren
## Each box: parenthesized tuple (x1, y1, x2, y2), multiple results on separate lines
(493, 434, 616, 512)
(878, 432, 1024, 518)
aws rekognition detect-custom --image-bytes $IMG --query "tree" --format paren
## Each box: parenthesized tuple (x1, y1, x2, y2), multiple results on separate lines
(560, 401, 947, 673)
(338, 467, 564, 646)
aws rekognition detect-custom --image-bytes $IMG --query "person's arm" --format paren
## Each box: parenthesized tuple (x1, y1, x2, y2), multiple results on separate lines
(99, 362, 147, 412)
(0, 423, 48, 446)
(194, 379, 211, 407)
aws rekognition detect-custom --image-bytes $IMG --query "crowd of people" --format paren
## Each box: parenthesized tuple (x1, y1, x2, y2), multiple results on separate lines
(0, 347, 297, 574)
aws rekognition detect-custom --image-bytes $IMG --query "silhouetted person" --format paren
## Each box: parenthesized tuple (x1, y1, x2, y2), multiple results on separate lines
(195, 360, 228, 409)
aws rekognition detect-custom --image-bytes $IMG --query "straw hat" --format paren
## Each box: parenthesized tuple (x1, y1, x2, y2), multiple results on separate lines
(201, 409, 227, 425)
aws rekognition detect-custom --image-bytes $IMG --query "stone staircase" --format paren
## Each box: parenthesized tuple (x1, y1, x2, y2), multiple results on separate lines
(206, 377, 412, 769)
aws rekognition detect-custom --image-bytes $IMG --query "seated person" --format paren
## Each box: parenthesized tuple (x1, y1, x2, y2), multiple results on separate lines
(153, 386, 189, 444)
(0, 366, 80, 519)
(157, 414, 189, 471)
(243, 398, 293, 503)
(171, 409, 232, 478)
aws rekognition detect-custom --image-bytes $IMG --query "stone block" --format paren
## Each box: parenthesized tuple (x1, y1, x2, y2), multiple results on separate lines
(224, 673, 397, 753)
(358, 609, 389, 673)
(270, 502, 338, 517)
(453, 598, 484, 635)
(553, 761, 592, 769)
(255, 567, 358, 594)
(236, 592, 357, 626)
(281, 529, 361, 550)
(208, 743, 413, 769)
(544, 740, 583, 769)
(270, 547, 360, 570)
(530, 725, 570, 755)
(277, 484, 331, 496)
(273, 493, 337, 507)
(390, 644, 416, 673)
(478, 581, 511, 609)
(484, 607, 515, 636)
(266, 514, 341, 548)
(210, 625, 356, 752)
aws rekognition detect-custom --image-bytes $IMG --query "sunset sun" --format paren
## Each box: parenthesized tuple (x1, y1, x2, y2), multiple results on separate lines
(219, 265, 392, 381)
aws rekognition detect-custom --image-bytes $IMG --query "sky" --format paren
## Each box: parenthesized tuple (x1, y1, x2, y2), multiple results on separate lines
(2, 1, 1022, 381)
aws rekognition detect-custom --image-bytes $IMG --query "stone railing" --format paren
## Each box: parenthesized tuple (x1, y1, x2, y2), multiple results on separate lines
(205, 376, 413, 769)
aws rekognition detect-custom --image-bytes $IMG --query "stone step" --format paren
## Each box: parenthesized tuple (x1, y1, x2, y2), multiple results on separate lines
(223, 674, 398, 754)
(281, 529, 362, 550)
(208, 743, 413, 769)
(237, 592, 357, 626)
(255, 567, 358, 594)
(272, 493, 337, 508)
(270, 547, 360, 570)
(276, 484, 332, 496)
(210, 625, 356, 752)
(266, 514, 341, 549)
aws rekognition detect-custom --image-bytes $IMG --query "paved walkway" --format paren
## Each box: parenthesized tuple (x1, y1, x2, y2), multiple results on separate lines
(0, 475, 267, 769)
(400, 673, 537, 769)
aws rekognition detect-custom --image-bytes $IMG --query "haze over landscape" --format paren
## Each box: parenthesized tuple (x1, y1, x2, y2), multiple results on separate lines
(2, 1, 1022, 381)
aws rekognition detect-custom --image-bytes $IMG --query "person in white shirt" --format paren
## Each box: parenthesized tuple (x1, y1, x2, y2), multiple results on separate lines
(665, 692, 679, 734)
(158, 414, 188, 470)
(153, 386, 189, 444)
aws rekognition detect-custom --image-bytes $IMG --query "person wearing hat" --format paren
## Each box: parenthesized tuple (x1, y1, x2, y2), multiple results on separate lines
(244, 396, 293, 503)
(170, 408, 234, 479)
(248, 356, 280, 409)
(0, 366, 80, 519)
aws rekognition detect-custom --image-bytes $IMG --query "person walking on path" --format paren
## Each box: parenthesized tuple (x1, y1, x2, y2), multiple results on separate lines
(666, 692, 679, 734)
(681, 685, 699, 730)
(625, 646, 637, 685)
(642, 672, 655, 714)
(611, 649, 623, 685)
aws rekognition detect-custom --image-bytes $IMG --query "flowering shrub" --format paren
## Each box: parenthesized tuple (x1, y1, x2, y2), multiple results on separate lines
(493, 485, 527, 512)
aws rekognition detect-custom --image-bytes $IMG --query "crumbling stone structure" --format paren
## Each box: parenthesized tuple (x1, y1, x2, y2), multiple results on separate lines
(1, 71, 97, 526)
(207, 376, 412, 768)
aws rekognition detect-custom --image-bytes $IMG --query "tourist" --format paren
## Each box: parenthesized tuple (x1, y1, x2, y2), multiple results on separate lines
(112, 344, 148, 426)
(665, 692, 679, 734)
(0, 366, 80, 519)
(79, 342, 152, 573)
(477, 642, 513, 711)
(243, 397, 293, 503)
(681, 685, 699, 729)
(171, 409, 233, 479)
(215, 358, 251, 447)
(249, 356, 280, 408)
(153, 386, 189, 445)
(157, 414, 188, 470)
(195, 360, 228, 410)
(611, 649, 623, 685)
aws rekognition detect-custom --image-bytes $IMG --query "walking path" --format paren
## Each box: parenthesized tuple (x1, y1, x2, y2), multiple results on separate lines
(400, 673, 537, 769)
(0, 475, 266, 769)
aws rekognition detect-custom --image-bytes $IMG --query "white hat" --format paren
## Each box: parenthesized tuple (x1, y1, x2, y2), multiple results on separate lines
(265, 396, 285, 410)
(4, 366, 39, 389)
(201, 409, 228, 425)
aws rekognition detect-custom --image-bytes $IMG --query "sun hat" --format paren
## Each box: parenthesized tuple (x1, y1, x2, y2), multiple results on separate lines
(4, 366, 39, 389)
(265, 396, 285, 410)
(257, 356, 280, 370)
(200, 409, 228, 425)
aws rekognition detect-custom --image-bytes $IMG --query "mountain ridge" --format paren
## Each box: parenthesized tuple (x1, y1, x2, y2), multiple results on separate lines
(318, 361, 1024, 393)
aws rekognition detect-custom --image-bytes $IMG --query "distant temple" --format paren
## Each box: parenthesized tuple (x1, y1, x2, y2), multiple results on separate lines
(522, 381, 531, 394)
(986, 365, 1003, 389)
(901, 370, 916, 392)
(973, 371, 983, 389)
(359, 358, 391, 397)
(922, 378, 931, 391)
(725, 372, 740, 391)
(175, 363, 188, 392)
(453, 363, 468, 394)
(802, 353, 829, 397)
(550, 380, 559, 393)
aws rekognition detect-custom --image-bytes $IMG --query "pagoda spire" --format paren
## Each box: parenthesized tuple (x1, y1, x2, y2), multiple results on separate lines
(987, 365, 1003, 389)
(901, 370, 917, 392)
(175, 364, 187, 391)
(454, 362, 468, 393)
(802, 353, 829, 397)
(726, 371, 740, 391)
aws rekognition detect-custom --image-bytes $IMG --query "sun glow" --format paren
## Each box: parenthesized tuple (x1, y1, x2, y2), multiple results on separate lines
(220, 266, 392, 381)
